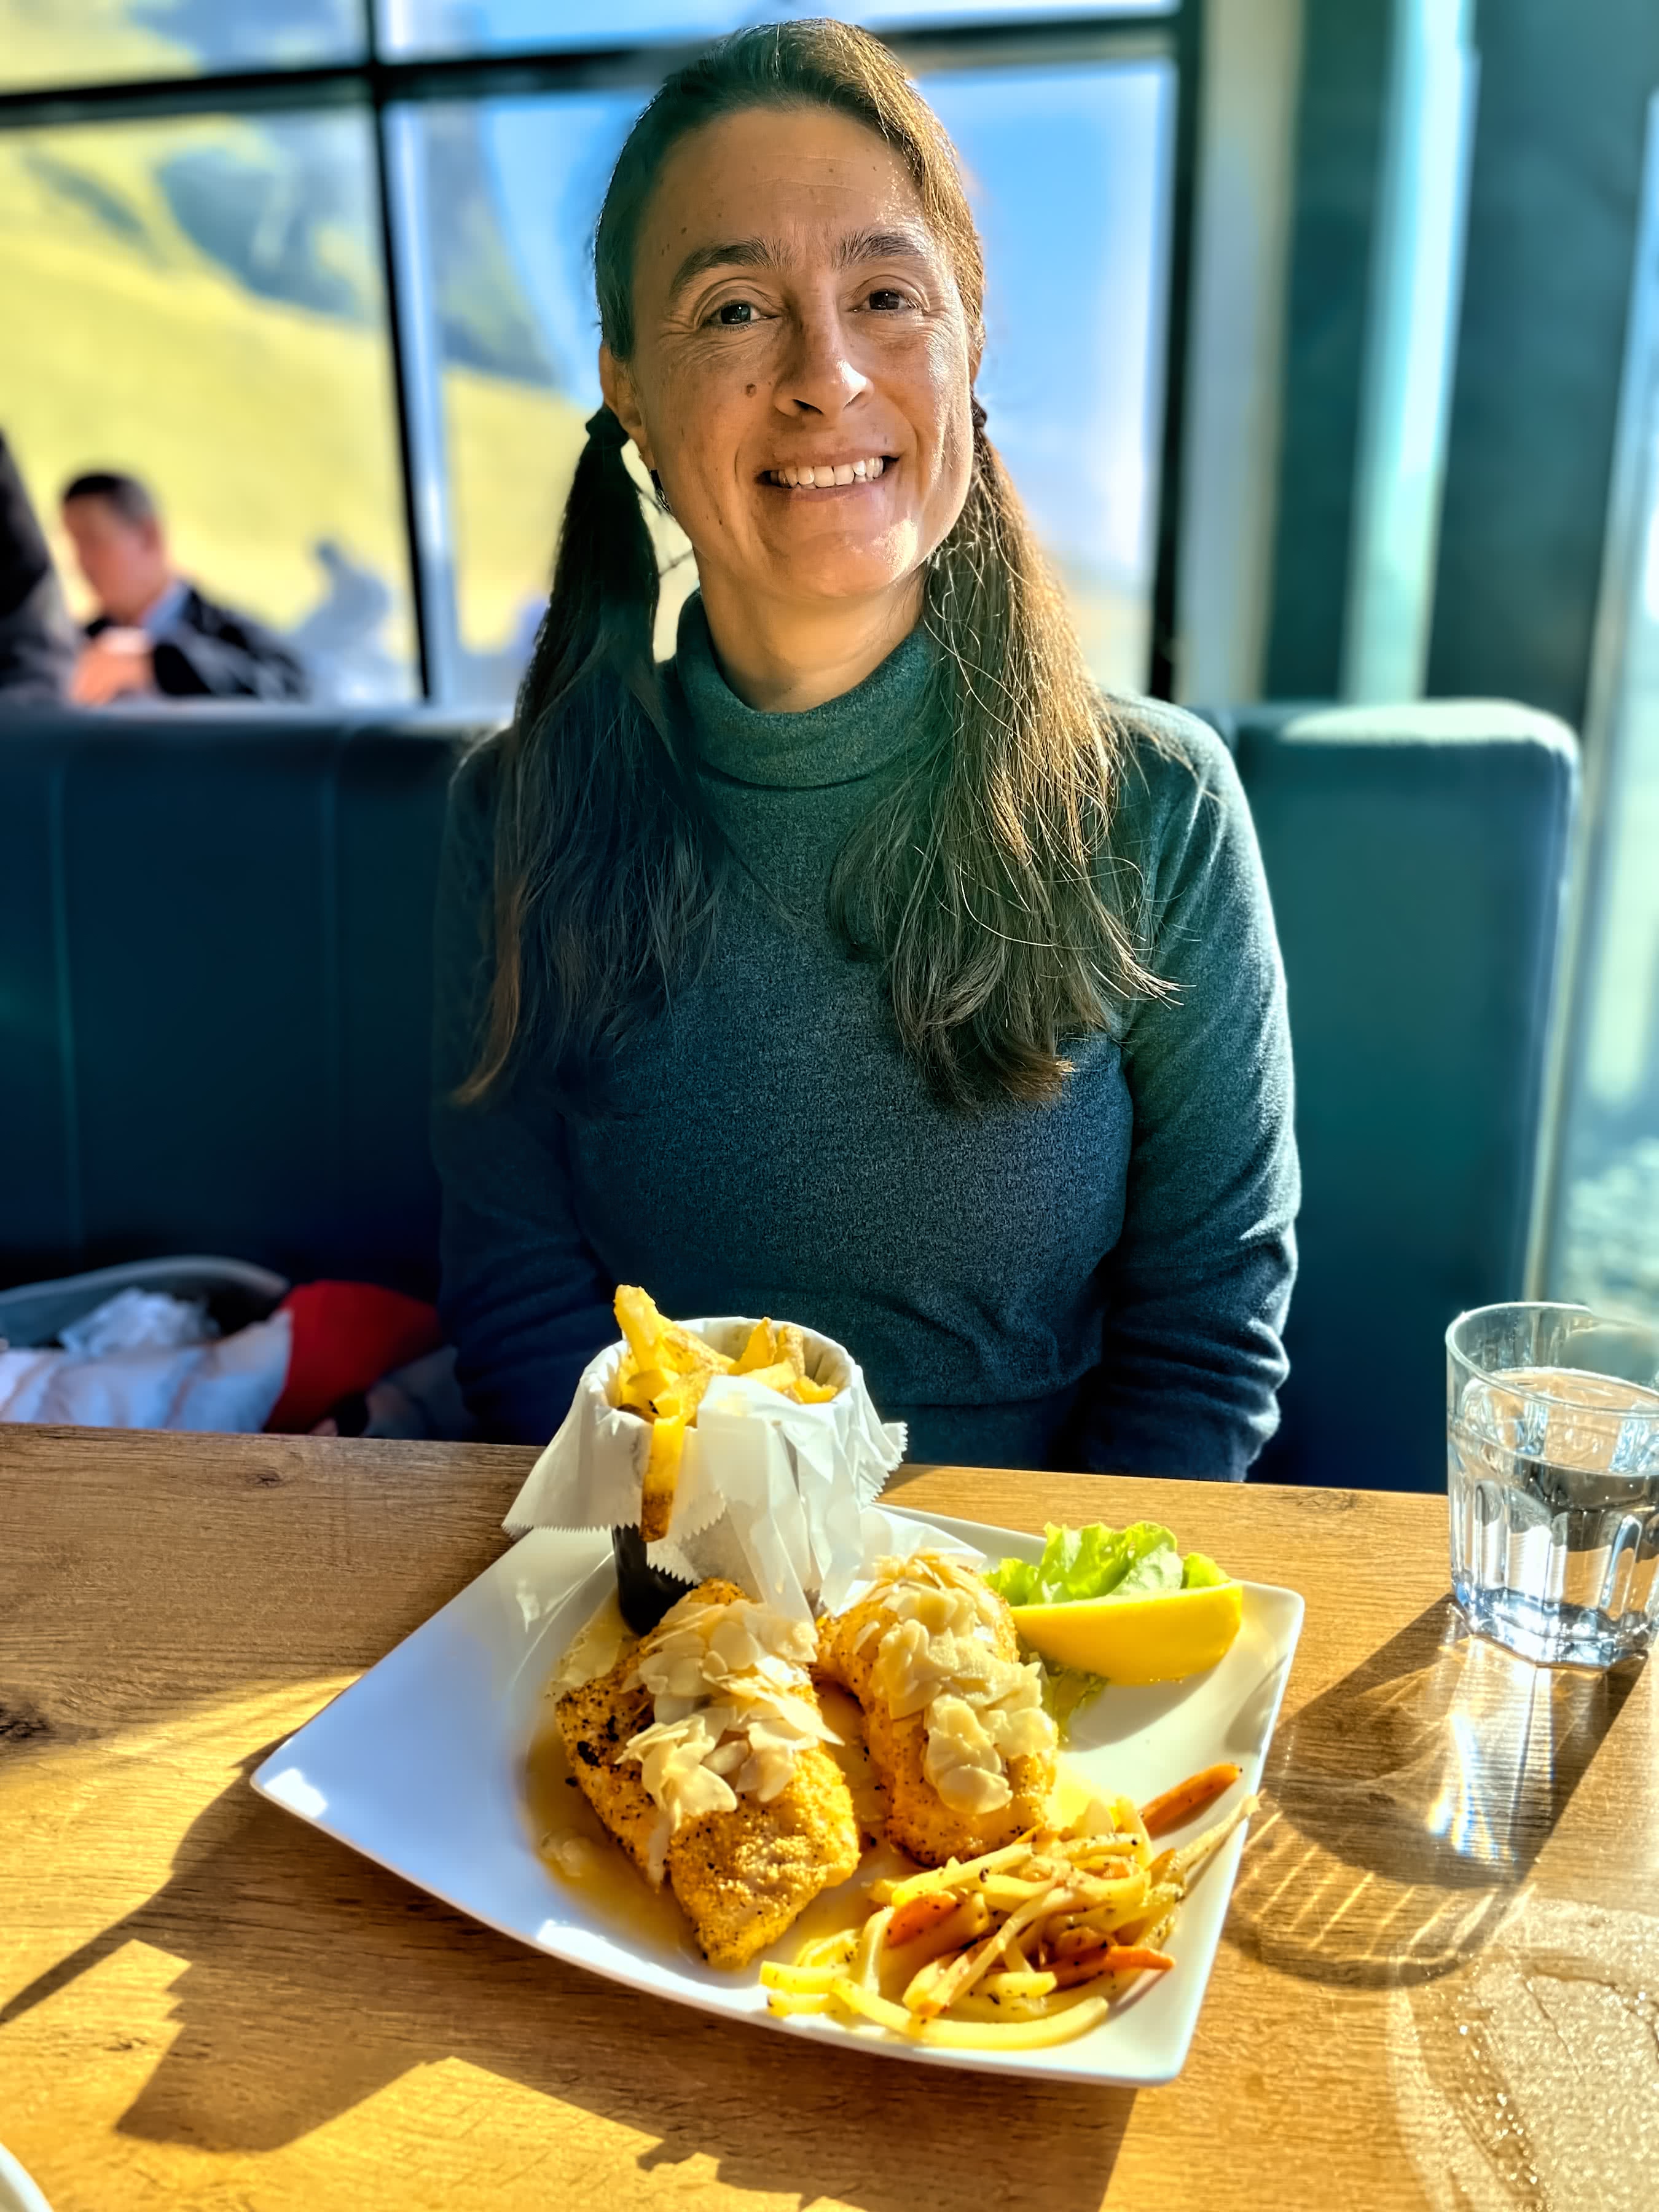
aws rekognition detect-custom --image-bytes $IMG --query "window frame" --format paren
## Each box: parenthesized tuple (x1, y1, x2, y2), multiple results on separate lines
(0, 6, 1197, 702)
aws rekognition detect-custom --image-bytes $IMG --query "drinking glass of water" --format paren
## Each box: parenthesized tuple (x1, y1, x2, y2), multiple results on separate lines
(1448, 1302, 1659, 1667)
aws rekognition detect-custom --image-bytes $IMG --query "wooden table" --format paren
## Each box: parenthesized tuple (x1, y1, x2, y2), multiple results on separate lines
(3, 1429, 1656, 2211)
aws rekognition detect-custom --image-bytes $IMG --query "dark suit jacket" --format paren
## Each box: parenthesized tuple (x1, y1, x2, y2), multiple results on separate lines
(0, 430, 74, 705)
(88, 584, 311, 702)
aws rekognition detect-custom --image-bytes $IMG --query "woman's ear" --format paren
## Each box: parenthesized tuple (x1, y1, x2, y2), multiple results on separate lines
(599, 347, 654, 471)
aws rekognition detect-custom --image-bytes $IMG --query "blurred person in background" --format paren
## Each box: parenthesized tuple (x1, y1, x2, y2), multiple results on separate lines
(60, 470, 310, 704)
(0, 429, 74, 704)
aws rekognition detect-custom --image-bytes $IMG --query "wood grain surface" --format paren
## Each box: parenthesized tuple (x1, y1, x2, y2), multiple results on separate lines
(2, 1426, 1657, 2212)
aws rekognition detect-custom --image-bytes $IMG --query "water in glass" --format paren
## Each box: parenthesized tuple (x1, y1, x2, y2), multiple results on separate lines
(1449, 1359, 1659, 1667)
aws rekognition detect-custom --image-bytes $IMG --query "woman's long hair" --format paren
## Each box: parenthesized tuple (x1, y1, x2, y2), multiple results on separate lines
(459, 17, 1166, 1114)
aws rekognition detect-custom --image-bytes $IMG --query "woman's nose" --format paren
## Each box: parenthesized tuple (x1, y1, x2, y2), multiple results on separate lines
(775, 307, 871, 416)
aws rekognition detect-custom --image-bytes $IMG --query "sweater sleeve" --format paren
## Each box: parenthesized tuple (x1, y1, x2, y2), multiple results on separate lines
(430, 745, 618, 1444)
(1078, 710, 1299, 1480)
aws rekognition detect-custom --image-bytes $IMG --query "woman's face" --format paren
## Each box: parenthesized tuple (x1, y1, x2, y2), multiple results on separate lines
(603, 103, 976, 622)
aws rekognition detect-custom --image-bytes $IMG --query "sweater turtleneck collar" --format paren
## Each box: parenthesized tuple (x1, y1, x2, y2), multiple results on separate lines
(673, 591, 936, 791)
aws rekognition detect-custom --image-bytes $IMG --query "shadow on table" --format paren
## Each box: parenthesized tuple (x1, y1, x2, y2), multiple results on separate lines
(1226, 1597, 1641, 1990)
(0, 1755, 1133, 2207)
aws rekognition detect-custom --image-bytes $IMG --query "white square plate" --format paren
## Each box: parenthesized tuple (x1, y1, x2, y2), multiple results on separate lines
(253, 1510, 1303, 2085)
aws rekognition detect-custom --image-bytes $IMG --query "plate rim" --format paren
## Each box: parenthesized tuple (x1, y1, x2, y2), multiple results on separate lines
(251, 1505, 1304, 2087)
(0, 2143, 55, 2212)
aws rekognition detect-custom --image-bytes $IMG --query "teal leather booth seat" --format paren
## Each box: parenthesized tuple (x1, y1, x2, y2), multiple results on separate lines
(1213, 702, 1576, 1489)
(0, 698, 1575, 1489)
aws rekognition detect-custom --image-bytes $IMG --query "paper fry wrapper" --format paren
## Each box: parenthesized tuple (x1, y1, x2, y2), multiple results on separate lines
(501, 1317, 908, 1619)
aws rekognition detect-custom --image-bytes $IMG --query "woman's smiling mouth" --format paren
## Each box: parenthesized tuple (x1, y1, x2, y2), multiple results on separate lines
(763, 455, 893, 488)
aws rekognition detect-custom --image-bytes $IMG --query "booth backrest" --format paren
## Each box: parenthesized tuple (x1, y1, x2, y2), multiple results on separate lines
(1218, 701, 1577, 1489)
(1, 711, 465, 1302)
(0, 698, 1576, 1489)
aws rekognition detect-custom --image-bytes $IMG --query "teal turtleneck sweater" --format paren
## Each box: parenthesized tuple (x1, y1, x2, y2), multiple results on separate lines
(433, 595, 1297, 1477)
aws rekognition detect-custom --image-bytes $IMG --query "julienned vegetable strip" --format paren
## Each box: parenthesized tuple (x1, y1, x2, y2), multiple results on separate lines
(764, 1781, 1258, 2052)
(1140, 1762, 1242, 1838)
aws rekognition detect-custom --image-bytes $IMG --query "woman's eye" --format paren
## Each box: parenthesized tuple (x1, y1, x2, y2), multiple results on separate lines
(866, 288, 911, 312)
(712, 300, 758, 326)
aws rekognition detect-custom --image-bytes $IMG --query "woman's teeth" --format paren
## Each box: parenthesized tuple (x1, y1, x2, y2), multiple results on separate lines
(767, 457, 887, 487)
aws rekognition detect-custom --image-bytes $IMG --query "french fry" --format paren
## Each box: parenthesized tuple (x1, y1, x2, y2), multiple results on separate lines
(618, 1366, 672, 1412)
(734, 1360, 798, 1394)
(639, 1413, 684, 1543)
(614, 1284, 667, 1369)
(658, 1325, 732, 1377)
(734, 1319, 777, 1373)
(1141, 1762, 1241, 1838)
(651, 1370, 714, 1423)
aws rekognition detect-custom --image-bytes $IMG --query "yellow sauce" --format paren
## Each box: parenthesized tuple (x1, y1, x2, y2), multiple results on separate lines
(524, 1712, 696, 1956)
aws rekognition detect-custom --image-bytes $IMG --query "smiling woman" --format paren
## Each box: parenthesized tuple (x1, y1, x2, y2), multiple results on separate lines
(602, 109, 977, 710)
(433, 20, 1300, 1482)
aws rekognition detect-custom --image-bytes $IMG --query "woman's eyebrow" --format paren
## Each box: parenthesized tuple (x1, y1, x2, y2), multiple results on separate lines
(667, 237, 778, 305)
(834, 226, 934, 269)
(666, 226, 935, 307)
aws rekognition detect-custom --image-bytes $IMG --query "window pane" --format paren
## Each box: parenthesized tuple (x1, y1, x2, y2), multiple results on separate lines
(401, 60, 1171, 704)
(1550, 102, 1659, 1325)
(395, 92, 652, 705)
(0, 0, 366, 93)
(380, 1, 1171, 62)
(0, 108, 416, 699)
(927, 61, 1173, 686)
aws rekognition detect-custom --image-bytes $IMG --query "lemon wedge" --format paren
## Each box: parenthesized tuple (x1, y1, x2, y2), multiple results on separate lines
(1011, 1580, 1244, 1685)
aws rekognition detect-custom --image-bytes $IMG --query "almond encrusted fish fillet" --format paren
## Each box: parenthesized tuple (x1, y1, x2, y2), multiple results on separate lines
(818, 1559, 1056, 1868)
(557, 1579, 861, 1969)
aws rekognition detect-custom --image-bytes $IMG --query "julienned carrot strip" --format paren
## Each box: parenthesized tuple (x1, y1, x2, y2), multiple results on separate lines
(884, 1890, 961, 1949)
(1140, 1762, 1241, 1838)
(1048, 1943, 1175, 1988)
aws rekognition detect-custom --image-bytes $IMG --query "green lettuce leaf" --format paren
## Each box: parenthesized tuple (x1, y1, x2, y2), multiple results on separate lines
(1037, 1663, 1109, 1735)
(984, 1521, 1230, 1608)
(984, 1555, 1039, 1607)
(1115, 1526, 1184, 1596)
(1182, 1551, 1230, 1589)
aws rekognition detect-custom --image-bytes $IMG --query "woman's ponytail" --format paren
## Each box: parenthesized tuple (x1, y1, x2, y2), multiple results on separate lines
(454, 408, 718, 1108)
(524, 407, 661, 724)
(829, 399, 1171, 1108)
